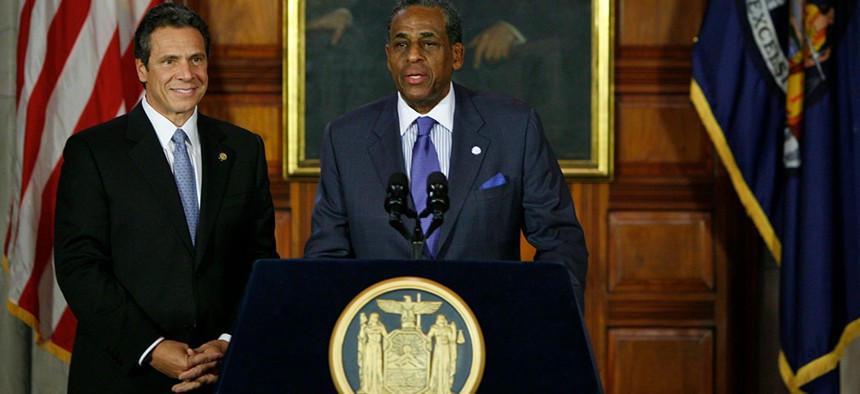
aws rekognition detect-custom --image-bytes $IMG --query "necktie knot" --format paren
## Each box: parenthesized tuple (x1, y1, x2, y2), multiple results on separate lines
(172, 128, 188, 145)
(416, 116, 436, 137)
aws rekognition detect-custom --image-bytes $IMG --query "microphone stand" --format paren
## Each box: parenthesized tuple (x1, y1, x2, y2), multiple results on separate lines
(391, 207, 443, 260)
(386, 171, 448, 260)
(410, 208, 443, 260)
(387, 204, 425, 260)
(410, 217, 425, 260)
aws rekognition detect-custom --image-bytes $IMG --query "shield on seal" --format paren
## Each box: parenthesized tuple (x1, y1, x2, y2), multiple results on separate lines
(383, 330, 431, 393)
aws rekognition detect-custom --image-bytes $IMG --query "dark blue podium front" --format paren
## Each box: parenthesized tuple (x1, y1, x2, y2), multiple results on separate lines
(216, 259, 602, 393)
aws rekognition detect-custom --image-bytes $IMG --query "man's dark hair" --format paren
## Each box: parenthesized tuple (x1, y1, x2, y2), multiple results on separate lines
(388, 0, 463, 45)
(134, 3, 211, 68)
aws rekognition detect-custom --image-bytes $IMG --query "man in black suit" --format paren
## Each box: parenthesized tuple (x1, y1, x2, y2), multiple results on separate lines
(304, 0, 588, 297)
(54, 4, 278, 393)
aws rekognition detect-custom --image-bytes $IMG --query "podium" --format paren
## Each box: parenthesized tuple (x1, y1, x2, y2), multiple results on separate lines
(216, 259, 602, 393)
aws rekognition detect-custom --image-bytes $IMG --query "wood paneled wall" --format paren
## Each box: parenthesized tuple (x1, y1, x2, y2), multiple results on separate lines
(188, 0, 292, 255)
(191, 1, 758, 392)
(610, 0, 757, 392)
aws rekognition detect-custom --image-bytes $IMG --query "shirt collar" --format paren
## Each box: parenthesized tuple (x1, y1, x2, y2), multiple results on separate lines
(141, 94, 200, 149)
(397, 82, 456, 135)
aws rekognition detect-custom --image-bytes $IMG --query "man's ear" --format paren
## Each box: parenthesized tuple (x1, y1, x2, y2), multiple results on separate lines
(384, 44, 393, 72)
(452, 42, 465, 70)
(135, 58, 148, 83)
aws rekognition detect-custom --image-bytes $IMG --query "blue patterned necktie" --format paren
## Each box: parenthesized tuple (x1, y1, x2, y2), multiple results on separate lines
(172, 129, 199, 246)
(410, 116, 441, 258)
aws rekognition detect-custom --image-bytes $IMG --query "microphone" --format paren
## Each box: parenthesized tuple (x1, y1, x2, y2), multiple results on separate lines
(427, 171, 449, 218)
(385, 172, 412, 240)
(385, 172, 409, 218)
(423, 172, 449, 241)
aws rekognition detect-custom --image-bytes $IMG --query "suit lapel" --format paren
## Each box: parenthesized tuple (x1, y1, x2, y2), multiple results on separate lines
(195, 115, 234, 267)
(368, 96, 407, 193)
(125, 104, 196, 255)
(438, 85, 489, 257)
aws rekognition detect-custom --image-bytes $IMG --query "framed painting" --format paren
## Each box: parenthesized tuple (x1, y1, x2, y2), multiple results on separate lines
(283, 0, 613, 179)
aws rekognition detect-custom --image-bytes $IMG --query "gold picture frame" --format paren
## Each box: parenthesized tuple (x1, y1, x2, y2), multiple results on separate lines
(283, 0, 613, 179)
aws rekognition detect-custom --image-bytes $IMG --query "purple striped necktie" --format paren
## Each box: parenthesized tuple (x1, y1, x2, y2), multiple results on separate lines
(410, 116, 441, 258)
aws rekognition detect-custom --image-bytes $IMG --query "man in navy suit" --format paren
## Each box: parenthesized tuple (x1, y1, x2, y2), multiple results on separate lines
(304, 0, 588, 294)
(54, 4, 278, 393)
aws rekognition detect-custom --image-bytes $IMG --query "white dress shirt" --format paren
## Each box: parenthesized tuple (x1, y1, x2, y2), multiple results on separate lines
(398, 82, 456, 180)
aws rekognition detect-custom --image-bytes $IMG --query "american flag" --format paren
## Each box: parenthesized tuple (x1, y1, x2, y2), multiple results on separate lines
(4, 0, 162, 360)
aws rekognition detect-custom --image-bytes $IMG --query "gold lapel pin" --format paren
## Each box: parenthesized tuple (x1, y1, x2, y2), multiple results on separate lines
(218, 152, 227, 161)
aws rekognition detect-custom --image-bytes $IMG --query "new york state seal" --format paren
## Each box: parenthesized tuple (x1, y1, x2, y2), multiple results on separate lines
(330, 277, 484, 394)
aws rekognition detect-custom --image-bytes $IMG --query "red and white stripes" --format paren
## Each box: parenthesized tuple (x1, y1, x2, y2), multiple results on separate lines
(5, 0, 162, 361)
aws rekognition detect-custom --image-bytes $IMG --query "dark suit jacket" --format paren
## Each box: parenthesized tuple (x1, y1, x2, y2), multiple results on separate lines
(304, 83, 588, 288)
(54, 103, 278, 393)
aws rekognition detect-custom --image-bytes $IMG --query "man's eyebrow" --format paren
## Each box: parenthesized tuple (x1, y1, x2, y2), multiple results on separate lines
(157, 52, 206, 60)
(393, 31, 439, 39)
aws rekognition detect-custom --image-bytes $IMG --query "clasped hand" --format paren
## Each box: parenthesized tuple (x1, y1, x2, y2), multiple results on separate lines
(150, 339, 229, 393)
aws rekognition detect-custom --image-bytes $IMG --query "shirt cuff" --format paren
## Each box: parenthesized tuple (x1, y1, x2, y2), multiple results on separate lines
(218, 333, 232, 342)
(139, 337, 165, 366)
